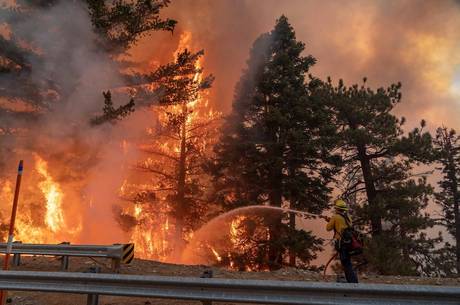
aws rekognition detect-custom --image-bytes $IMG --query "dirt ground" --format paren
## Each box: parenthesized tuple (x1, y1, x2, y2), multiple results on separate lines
(3, 256, 460, 305)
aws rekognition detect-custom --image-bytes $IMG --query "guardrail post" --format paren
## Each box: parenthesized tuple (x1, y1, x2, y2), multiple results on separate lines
(111, 243, 122, 273)
(86, 267, 100, 305)
(200, 269, 213, 305)
(12, 241, 21, 267)
(111, 258, 121, 273)
(60, 242, 70, 271)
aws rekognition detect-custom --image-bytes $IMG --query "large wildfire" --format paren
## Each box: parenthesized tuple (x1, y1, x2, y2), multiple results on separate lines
(0, 22, 399, 274)
(0, 21, 346, 270)
(0, 31, 227, 264)
(0, 155, 82, 244)
(118, 31, 228, 262)
(3, 1, 459, 275)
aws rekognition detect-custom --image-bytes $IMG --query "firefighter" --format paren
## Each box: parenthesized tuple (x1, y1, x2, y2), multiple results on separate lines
(326, 199, 358, 283)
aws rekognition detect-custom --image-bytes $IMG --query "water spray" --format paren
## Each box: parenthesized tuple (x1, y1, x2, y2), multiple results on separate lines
(181, 204, 332, 264)
(204, 205, 330, 226)
(251, 205, 330, 219)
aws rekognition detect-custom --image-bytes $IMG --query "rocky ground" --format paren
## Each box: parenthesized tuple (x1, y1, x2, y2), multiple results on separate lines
(3, 256, 460, 305)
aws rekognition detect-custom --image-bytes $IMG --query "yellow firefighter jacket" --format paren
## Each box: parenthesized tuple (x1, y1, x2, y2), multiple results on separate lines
(326, 213, 352, 240)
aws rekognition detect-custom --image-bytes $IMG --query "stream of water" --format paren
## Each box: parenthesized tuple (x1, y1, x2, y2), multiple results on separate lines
(180, 205, 333, 265)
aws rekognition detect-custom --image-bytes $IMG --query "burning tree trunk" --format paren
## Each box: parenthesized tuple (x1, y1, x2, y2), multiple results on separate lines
(174, 102, 188, 252)
(117, 38, 219, 261)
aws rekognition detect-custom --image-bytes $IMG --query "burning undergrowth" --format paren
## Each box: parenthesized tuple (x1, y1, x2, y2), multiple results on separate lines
(0, 154, 82, 244)
(182, 207, 326, 271)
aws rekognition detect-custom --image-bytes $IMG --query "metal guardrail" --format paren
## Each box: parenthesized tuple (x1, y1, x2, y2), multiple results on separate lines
(0, 270, 459, 305)
(0, 242, 134, 272)
(0, 242, 124, 257)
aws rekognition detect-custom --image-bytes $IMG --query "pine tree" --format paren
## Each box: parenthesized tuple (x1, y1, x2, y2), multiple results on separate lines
(0, 0, 176, 167)
(87, 0, 176, 52)
(209, 16, 338, 270)
(0, 2, 47, 169)
(1, 0, 175, 109)
(367, 164, 438, 275)
(433, 127, 460, 275)
(118, 49, 218, 259)
(317, 78, 432, 233)
(0, 1, 56, 109)
(316, 78, 437, 275)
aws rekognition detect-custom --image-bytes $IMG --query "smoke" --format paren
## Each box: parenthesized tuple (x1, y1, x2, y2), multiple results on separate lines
(1, 0, 459, 258)
(131, 0, 460, 130)
(126, 0, 460, 258)
(0, 1, 160, 244)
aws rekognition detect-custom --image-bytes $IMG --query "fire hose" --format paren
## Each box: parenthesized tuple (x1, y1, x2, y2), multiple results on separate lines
(323, 252, 338, 280)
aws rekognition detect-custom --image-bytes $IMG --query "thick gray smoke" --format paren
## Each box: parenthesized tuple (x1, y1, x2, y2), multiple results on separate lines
(2, 0, 459, 254)
(0, 1, 163, 244)
(126, 0, 460, 255)
(132, 0, 460, 131)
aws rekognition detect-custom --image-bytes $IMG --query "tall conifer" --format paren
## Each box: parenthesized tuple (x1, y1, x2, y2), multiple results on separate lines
(210, 16, 338, 269)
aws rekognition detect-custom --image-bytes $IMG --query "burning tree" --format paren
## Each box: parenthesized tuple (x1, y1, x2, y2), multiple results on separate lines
(117, 41, 219, 260)
(209, 16, 339, 270)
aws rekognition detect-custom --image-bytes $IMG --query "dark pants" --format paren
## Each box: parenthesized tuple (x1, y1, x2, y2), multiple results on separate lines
(339, 246, 358, 283)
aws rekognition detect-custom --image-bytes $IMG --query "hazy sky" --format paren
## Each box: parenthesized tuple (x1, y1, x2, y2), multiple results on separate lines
(130, 0, 460, 131)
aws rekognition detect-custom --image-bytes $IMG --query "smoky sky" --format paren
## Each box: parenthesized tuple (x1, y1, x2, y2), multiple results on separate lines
(130, 0, 460, 131)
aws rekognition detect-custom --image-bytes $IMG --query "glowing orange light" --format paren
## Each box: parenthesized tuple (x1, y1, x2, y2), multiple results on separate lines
(35, 155, 64, 233)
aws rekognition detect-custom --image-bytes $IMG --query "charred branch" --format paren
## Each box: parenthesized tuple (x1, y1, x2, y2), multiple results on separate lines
(90, 91, 135, 126)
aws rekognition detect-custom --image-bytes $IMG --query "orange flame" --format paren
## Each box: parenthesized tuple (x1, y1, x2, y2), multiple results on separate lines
(35, 155, 64, 233)
(123, 31, 218, 261)
(0, 156, 69, 244)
